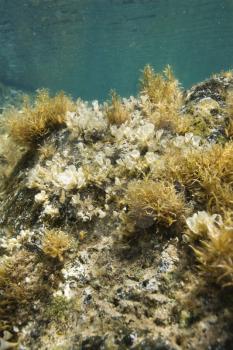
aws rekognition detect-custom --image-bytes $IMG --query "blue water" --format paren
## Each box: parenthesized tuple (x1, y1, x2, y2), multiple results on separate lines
(0, 0, 233, 100)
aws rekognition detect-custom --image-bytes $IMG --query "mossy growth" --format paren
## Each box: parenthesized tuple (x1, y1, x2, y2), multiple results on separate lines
(186, 211, 233, 287)
(153, 142, 233, 216)
(44, 295, 74, 324)
(125, 179, 189, 232)
(133, 133, 233, 288)
(188, 113, 218, 137)
(0, 252, 38, 323)
(5, 89, 74, 147)
(225, 118, 233, 139)
(0, 250, 61, 330)
(212, 69, 233, 80)
(38, 143, 57, 161)
(184, 98, 224, 138)
(224, 90, 233, 139)
(139, 65, 191, 134)
(140, 65, 182, 106)
(105, 90, 130, 125)
(42, 229, 72, 262)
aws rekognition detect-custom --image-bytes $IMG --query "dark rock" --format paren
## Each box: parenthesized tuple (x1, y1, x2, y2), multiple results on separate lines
(80, 336, 106, 350)
(121, 333, 136, 347)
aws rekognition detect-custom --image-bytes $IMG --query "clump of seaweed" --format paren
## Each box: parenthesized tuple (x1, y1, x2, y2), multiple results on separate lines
(125, 179, 188, 231)
(0, 252, 35, 315)
(212, 69, 233, 80)
(0, 116, 26, 190)
(38, 143, 57, 161)
(186, 211, 233, 287)
(153, 142, 233, 215)
(0, 250, 57, 330)
(105, 90, 130, 125)
(42, 230, 71, 262)
(5, 89, 74, 147)
(224, 90, 233, 139)
(140, 65, 182, 106)
(139, 65, 189, 133)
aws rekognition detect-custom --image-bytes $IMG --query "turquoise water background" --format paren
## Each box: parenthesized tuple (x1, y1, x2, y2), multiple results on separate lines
(0, 0, 233, 100)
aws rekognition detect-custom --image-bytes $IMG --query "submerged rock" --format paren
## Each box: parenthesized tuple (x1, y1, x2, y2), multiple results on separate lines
(0, 72, 233, 349)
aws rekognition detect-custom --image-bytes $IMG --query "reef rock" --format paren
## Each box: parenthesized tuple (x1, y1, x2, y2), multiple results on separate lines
(0, 71, 233, 349)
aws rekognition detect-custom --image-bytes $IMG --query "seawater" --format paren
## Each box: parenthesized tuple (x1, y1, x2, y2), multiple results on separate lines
(0, 0, 233, 100)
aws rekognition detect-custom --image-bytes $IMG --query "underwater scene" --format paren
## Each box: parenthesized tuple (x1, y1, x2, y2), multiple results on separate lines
(0, 0, 233, 349)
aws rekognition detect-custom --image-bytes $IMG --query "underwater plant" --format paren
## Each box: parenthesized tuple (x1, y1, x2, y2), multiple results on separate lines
(140, 65, 182, 106)
(5, 89, 74, 147)
(1, 67, 233, 349)
(225, 119, 233, 139)
(38, 142, 57, 160)
(186, 211, 233, 287)
(153, 142, 233, 215)
(224, 90, 233, 139)
(139, 65, 190, 133)
(0, 250, 50, 329)
(105, 90, 130, 125)
(150, 103, 191, 134)
(44, 295, 77, 326)
(125, 179, 188, 230)
(42, 229, 71, 262)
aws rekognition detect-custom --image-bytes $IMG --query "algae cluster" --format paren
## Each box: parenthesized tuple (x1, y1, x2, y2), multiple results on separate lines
(0, 67, 233, 349)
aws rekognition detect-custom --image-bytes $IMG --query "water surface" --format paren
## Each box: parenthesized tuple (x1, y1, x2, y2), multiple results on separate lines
(0, 0, 233, 100)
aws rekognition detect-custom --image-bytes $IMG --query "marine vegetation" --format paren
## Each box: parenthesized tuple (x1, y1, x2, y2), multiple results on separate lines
(224, 90, 233, 138)
(44, 295, 76, 324)
(186, 211, 233, 287)
(184, 98, 223, 137)
(146, 134, 233, 286)
(4, 89, 74, 147)
(38, 143, 57, 160)
(139, 65, 190, 133)
(42, 229, 72, 262)
(0, 250, 62, 330)
(1, 68, 233, 349)
(140, 64, 183, 107)
(152, 141, 233, 215)
(125, 179, 188, 231)
(105, 90, 130, 125)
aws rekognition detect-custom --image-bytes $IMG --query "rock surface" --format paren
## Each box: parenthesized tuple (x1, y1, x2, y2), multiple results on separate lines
(0, 74, 233, 349)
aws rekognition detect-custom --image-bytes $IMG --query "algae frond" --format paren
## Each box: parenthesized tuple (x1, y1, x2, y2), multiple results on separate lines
(186, 211, 233, 287)
(105, 90, 130, 125)
(139, 65, 189, 133)
(125, 179, 188, 230)
(42, 230, 72, 262)
(5, 89, 74, 147)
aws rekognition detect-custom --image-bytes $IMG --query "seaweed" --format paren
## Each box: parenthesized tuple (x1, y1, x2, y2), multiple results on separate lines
(186, 211, 233, 287)
(0, 250, 55, 330)
(125, 179, 189, 232)
(153, 142, 233, 215)
(105, 90, 130, 125)
(139, 65, 190, 134)
(4, 89, 74, 147)
(42, 229, 72, 262)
